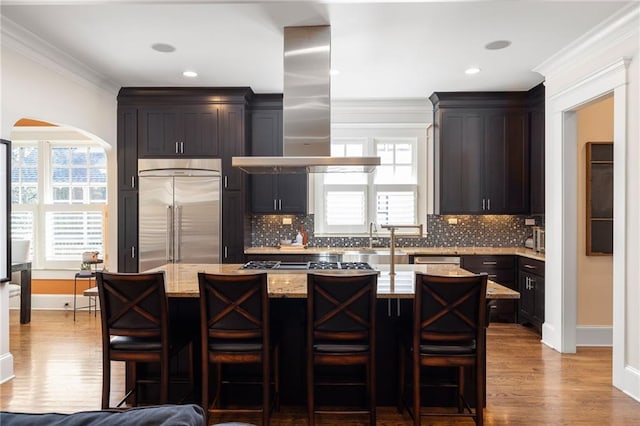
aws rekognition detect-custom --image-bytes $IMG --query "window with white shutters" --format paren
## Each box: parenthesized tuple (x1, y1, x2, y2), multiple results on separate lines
(11, 142, 107, 269)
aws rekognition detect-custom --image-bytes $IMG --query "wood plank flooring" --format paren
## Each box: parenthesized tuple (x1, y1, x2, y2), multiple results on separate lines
(2, 310, 640, 425)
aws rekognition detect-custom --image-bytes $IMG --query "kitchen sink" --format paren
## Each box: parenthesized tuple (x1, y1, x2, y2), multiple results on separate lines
(341, 249, 409, 265)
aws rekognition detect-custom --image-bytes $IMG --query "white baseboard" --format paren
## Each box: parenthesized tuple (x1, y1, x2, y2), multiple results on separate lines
(623, 365, 640, 402)
(0, 352, 15, 384)
(576, 326, 613, 347)
(9, 294, 99, 312)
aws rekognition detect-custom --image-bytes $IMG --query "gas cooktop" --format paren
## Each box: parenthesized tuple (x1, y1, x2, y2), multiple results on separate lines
(241, 260, 374, 271)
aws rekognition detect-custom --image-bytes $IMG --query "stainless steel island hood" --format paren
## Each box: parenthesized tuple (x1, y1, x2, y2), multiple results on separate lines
(232, 25, 380, 174)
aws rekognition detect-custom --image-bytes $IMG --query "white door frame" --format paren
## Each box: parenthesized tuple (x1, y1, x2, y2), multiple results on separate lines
(543, 59, 628, 389)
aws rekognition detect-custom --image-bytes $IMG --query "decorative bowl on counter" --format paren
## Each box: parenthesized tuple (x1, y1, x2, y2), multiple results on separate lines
(280, 239, 292, 245)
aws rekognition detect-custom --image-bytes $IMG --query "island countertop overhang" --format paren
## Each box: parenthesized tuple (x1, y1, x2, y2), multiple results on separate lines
(146, 263, 520, 300)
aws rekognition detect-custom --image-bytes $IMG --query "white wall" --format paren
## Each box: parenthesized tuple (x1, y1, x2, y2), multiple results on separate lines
(535, 4, 640, 400)
(0, 44, 118, 383)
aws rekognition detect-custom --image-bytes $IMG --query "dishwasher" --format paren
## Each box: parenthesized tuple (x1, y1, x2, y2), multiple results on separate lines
(413, 256, 461, 265)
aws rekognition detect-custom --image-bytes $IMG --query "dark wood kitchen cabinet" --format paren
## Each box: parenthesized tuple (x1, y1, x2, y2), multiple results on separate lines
(461, 255, 517, 322)
(222, 190, 245, 263)
(528, 83, 545, 215)
(117, 87, 254, 269)
(220, 104, 247, 192)
(430, 92, 530, 215)
(518, 257, 545, 334)
(117, 107, 138, 272)
(249, 95, 307, 214)
(138, 105, 220, 158)
(117, 191, 138, 272)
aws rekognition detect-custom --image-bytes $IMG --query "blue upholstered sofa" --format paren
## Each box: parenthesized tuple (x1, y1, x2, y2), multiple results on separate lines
(0, 404, 205, 425)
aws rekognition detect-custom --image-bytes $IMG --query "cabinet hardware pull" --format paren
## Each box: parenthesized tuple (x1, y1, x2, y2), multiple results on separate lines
(488, 198, 491, 210)
(482, 199, 485, 210)
(388, 299, 391, 317)
(523, 264, 536, 269)
(278, 199, 282, 210)
(488, 274, 497, 278)
(273, 199, 277, 211)
(224, 246, 228, 259)
(131, 176, 135, 189)
(175, 141, 179, 154)
(397, 298, 401, 316)
(483, 261, 497, 265)
(131, 246, 135, 258)
(180, 141, 184, 154)
(224, 176, 228, 188)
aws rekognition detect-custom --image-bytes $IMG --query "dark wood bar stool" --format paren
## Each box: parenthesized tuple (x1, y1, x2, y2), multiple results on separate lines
(96, 271, 194, 409)
(198, 272, 279, 425)
(398, 272, 488, 426)
(306, 272, 378, 426)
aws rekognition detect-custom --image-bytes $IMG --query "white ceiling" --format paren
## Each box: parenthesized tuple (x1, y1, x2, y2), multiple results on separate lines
(0, 1, 631, 98)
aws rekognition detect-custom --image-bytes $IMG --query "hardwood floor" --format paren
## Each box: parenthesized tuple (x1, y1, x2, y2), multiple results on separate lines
(2, 310, 640, 425)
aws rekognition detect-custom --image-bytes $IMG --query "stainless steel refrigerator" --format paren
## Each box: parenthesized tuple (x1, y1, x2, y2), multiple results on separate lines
(138, 158, 221, 272)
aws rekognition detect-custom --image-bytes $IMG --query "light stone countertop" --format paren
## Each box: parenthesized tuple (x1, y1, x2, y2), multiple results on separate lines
(146, 263, 519, 300)
(244, 246, 545, 261)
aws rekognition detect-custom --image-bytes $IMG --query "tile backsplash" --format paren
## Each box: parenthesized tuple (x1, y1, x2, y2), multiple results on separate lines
(250, 214, 543, 248)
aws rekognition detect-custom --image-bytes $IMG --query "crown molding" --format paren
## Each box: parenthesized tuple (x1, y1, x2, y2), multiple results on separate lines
(1, 16, 119, 95)
(534, 3, 639, 78)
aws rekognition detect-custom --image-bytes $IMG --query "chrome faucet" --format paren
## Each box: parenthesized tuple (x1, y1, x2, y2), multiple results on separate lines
(380, 224, 423, 276)
(369, 222, 378, 248)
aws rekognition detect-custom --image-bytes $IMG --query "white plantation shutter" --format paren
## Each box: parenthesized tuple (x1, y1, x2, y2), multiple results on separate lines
(45, 211, 103, 260)
(326, 190, 366, 226)
(10, 211, 34, 259)
(376, 191, 416, 225)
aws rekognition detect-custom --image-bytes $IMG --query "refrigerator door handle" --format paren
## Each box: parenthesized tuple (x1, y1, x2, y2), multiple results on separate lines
(175, 205, 182, 262)
(167, 205, 173, 262)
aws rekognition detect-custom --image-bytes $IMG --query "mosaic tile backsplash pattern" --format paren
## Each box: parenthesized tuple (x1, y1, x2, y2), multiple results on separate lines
(250, 214, 544, 248)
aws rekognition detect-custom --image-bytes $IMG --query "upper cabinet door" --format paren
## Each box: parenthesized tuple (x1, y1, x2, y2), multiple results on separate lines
(484, 110, 529, 214)
(138, 105, 220, 158)
(117, 107, 139, 191)
(220, 104, 246, 191)
(438, 111, 484, 214)
(180, 105, 220, 157)
(139, 107, 180, 157)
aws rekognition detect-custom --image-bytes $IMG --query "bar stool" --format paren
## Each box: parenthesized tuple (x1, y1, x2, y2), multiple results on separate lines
(198, 272, 279, 425)
(397, 272, 488, 426)
(96, 271, 194, 409)
(306, 272, 378, 426)
(73, 270, 97, 320)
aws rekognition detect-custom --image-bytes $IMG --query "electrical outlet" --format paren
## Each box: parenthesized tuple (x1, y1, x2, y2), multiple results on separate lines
(525, 218, 536, 226)
(282, 217, 292, 225)
(447, 217, 458, 225)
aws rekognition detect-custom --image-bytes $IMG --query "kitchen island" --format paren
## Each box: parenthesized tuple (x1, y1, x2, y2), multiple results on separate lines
(140, 262, 517, 408)
(147, 262, 519, 299)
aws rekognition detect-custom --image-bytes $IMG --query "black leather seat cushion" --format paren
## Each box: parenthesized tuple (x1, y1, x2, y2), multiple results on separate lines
(419, 340, 476, 355)
(208, 341, 263, 352)
(110, 336, 162, 351)
(313, 343, 369, 353)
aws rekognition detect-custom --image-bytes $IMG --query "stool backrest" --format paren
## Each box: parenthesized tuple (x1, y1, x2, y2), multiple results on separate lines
(198, 273, 268, 341)
(96, 271, 168, 339)
(307, 272, 378, 343)
(414, 272, 488, 344)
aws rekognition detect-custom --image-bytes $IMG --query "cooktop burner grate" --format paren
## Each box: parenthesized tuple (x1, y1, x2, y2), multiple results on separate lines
(241, 260, 373, 271)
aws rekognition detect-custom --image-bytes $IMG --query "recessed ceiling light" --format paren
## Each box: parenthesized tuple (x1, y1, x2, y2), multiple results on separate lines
(151, 43, 176, 53)
(183, 71, 198, 78)
(485, 40, 512, 50)
(465, 67, 481, 75)
(329, 69, 340, 76)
